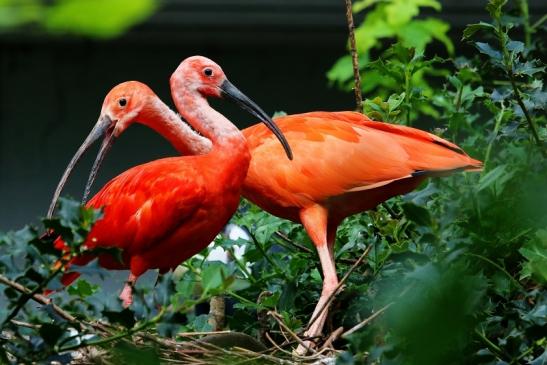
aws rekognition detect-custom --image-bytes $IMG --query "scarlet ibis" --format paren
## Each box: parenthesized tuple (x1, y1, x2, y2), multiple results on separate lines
(48, 57, 292, 307)
(240, 111, 482, 352)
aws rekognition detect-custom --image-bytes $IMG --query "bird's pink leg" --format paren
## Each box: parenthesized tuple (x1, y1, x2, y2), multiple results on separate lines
(119, 273, 137, 308)
(295, 205, 339, 355)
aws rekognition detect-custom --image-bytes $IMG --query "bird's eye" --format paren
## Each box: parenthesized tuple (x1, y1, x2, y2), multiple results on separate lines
(203, 68, 213, 77)
(118, 98, 127, 107)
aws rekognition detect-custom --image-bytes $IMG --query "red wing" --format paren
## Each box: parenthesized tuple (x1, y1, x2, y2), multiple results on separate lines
(85, 156, 206, 257)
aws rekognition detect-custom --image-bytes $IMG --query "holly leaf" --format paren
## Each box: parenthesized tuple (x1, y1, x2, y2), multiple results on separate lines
(67, 279, 99, 298)
(475, 42, 502, 62)
(519, 230, 547, 282)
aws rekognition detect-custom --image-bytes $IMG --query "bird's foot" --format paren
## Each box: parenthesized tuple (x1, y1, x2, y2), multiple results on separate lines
(293, 338, 317, 356)
(119, 283, 133, 308)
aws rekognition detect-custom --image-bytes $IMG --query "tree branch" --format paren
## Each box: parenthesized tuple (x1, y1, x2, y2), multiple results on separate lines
(345, 0, 363, 112)
(0, 273, 76, 323)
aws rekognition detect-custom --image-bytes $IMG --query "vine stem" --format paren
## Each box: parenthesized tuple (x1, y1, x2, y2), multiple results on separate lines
(482, 102, 505, 172)
(344, 0, 363, 112)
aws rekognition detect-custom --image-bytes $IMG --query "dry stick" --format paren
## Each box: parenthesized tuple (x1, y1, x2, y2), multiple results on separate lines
(178, 330, 232, 337)
(345, 0, 363, 112)
(342, 302, 393, 338)
(268, 311, 317, 355)
(10, 319, 41, 329)
(0, 274, 76, 322)
(321, 326, 344, 351)
(304, 244, 373, 332)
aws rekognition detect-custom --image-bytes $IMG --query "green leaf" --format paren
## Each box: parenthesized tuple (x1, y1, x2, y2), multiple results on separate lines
(401, 202, 432, 227)
(506, 40, 524, 54)
(519, 230, 547, 282)
(191, 314, 213, 332)
(44, 0, 157, 38)
(67, 279, 99, 298)
(201, 262, 227, 293)
(514, 60, 545, 77)
(462, 22, 496, 40)
(475, 42, 502, 61)
(327, 55, 356, 85)
(478, 165, 515, 194)
(486, 0, 507, 20)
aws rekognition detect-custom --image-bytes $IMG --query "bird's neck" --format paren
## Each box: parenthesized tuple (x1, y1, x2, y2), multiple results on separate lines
(171, 87, 247, 157)
(142, 98, 212, 156)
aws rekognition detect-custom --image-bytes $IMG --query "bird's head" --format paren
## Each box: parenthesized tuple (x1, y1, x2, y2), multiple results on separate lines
(47, 81, 159, 218)
(171, 56, 227, 98)
(170, 56, 293, 160)
(100, 81, 155, 136)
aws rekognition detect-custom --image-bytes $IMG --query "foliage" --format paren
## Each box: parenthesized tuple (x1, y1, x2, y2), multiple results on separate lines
(0, 0, 546, 364)
(0, 0, 157, 38)
(328, 0, 453, 119)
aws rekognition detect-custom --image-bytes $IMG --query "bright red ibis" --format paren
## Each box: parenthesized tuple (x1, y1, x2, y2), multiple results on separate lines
(48, 57, 292, 307)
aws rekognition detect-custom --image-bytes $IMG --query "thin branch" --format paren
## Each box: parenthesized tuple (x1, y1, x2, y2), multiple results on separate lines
(531, 13, 547, 30)
(2, 265, 65, 325)
(57, 307, 167, 353)
(345, 0, 363, 112)
(178, 330, 232, 337)
(10, 319, 41, 329)
(274, 231, 358, 265)
(0, 273, 76, 322)
(342, 302, 392, 337)
(268, 311, 316, 355)
(305, 244, 373, 332)
(244, 228, 289, 281)
(320, 326, 344, 350)
(274, 231, 312, 254)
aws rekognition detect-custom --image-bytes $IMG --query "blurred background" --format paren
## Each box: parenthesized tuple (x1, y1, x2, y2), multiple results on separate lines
(0, 0, 545, 230)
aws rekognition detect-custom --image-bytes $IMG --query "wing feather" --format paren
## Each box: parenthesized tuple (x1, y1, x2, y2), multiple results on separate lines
(85, 156, 205, 256)
(243, 111, 481, 207)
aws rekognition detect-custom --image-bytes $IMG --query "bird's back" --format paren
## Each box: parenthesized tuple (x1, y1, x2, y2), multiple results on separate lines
(242, 111, 482, 220)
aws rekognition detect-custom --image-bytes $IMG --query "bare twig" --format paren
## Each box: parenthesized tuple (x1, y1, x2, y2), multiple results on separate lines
(342, 302, 393, 337)
(178, 330, 232, 337)
(274, 232, 312, 254)
(2, 265, 65, 325)
(274, 231, 358, 265)
(320, 326, 344, 350)
(268, 311, 317, 355)
(305, 244, 373, 332)
(10, 319, 41, 329)
(345, 0, 363, 111)
(0, 274, 76, 322)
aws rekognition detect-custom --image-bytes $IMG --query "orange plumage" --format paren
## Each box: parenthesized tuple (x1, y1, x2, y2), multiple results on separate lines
(241, 111, 482, 352)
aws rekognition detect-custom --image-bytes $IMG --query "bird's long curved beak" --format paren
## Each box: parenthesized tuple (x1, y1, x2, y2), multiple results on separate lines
(47, 115, 116, 219)
(219, 80, 293, 160)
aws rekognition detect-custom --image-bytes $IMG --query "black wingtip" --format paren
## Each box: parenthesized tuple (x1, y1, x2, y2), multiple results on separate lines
(433, 140, 465, 155)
